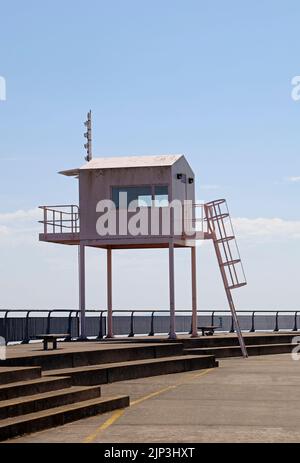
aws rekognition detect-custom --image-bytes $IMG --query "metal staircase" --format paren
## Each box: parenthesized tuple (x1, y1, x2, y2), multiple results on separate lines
(204, 199, 248, 358)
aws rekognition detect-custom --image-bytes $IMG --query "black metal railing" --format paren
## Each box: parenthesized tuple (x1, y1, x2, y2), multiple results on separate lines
(0, 309, 299, 345)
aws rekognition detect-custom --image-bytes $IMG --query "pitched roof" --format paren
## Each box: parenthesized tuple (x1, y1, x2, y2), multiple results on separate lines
(59, 154, 183, 176)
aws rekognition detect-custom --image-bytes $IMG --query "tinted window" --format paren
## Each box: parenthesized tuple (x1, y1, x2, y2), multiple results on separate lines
(112, 186, 152, 208)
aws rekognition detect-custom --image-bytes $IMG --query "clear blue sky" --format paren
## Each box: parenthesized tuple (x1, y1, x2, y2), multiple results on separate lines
(0, 1, 299, 311)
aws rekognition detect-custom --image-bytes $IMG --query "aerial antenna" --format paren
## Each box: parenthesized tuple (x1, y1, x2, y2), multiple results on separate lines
(84, 110, 92, 161)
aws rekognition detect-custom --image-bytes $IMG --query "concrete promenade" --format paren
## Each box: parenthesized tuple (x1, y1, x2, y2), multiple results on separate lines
(7, 353, 300, 443)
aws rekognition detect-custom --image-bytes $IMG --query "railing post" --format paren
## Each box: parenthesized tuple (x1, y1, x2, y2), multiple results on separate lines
(46, 310, 53, 335)
(65, 310, 73, 341)
(211, 311, 215, 326)
(293, 311, 298, 332)
(249, 311, 256, 333)
(128, 311, 135, 337)
(230, 314, 235, 333)
(71, 206, 74, 234)
(43, 207, 47, 234)
(274, 311, 279, 332)
(21, 311, 31, 344)
(76, 311, 80, 338)
(148, 311, 155, 336)
(218, 316, 223, 329)
(189, 319, 193, 335)
(97, 311, 104, 340)
(4, 310, 9, 345)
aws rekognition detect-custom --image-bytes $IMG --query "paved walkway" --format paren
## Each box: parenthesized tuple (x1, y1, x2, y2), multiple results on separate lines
(7, 353, 300, 443)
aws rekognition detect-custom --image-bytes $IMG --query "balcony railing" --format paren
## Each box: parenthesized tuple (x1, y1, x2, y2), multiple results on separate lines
(39, 205, 80, 234)
(38, 203, 210, 238)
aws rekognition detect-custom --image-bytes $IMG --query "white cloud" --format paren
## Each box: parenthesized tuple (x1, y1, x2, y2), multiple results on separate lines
(0, 208, 40, 247)
(233, 217, 300, 241)
(0, 225, 9, 236)
(0, 208, 40, 223)
(286, 176, 300, 183)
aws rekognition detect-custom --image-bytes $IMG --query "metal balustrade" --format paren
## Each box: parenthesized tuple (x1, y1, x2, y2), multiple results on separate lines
(39, 203, 209, 237)
(39, 205, 80, 234)
(0, 309, 299, 344)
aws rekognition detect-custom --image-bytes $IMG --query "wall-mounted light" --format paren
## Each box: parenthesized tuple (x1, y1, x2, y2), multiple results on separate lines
(95, 169, 104, 177)
(188, 177, 194, 184)
(177, 173, 183, 180)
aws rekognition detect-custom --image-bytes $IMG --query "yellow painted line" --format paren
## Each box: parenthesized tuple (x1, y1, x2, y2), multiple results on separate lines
(130, 385, 176, 406)
(131, 368, 213, 406)
(185, 368, 214, 381)
(83, 408, 126, 443)
(83, 367, 214, 443)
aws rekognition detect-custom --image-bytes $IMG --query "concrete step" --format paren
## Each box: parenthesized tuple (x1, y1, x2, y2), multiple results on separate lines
(181, 333, 296, 349)
(184, 343, 297, 358)
(46, 355, 219, 386)
(0, 385, 101, 419)
(2, 343, 184, 371)
(0, 395, 129, 441)
(0, 376, 72, 401)
(0, 367, 41, 385)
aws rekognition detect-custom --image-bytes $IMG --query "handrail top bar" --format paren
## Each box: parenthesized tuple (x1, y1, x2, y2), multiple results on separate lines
(39, 218, 78, 222)
(39, 205, 79, 209)
(0, 309, 299, 314)
(204, 198, 226, 207)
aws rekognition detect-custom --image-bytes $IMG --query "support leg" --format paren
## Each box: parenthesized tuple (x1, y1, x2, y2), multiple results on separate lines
(168, 242, 176, 340)
(106, 248, 114, 338)
(78, 244, 87, 340)
(191, 246, 198, 337)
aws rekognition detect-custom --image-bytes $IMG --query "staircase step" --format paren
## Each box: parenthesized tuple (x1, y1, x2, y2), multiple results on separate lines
(46, 355, 218, 386)
(184, 343, 297, 358)
(0, 385, 101, 419)
(2, 343, 184, 371)
(0, 376, 72, 401)
(181, 334, 296, 349)
(0, 367, 41, 385)
(0, 395, 129, 441)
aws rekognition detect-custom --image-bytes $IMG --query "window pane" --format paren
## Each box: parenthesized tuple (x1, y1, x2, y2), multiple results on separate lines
(154, 185, 168, 207)
(155, 186, 168, 196)
(112, 186, 152, 208)
(138, 195, 152, 207)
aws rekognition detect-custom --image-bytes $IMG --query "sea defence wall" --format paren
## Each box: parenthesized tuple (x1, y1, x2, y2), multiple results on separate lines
(0, 312, 299, 344)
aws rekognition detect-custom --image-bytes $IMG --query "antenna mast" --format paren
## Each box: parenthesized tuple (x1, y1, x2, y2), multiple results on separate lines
(84, 110, 92, 161)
